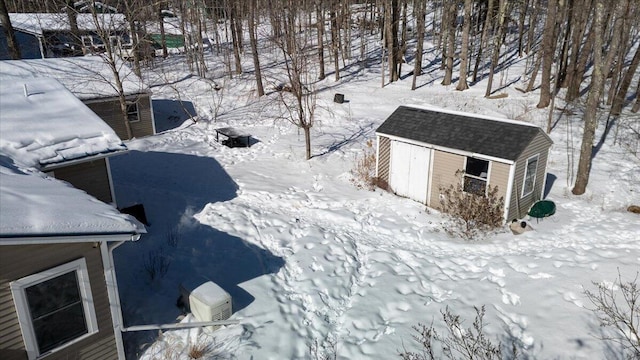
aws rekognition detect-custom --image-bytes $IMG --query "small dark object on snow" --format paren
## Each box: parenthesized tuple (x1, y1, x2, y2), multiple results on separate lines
(510, 219, 533, 235)
(627, 205, 640, 214)
(334, 93, 345, 104)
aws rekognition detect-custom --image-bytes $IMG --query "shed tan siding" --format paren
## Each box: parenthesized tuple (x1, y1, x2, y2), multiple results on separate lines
(377, 136, 391, 186)
(508, 132, 552, 220)
(0, 243, 117, 360)
(85, 94, 154, 140)
(429, 150, 465, 208)
(52, 158, 113, 204)
(488, 161, 511, 211)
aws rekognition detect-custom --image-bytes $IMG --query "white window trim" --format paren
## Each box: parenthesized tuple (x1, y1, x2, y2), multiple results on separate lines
(521, 154, 539, 198)
(10, 258, 99, 360)
(127, 101, 140, 123)
(462, 157, 491, 196)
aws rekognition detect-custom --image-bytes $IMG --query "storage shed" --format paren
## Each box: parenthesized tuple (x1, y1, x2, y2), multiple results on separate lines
(376, 106, 553, 222)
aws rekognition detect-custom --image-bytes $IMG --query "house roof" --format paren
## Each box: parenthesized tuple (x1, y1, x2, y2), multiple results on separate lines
(376, 106, 553, 161)
(0, 77, 144, 240)
(0, 77, 126, 168)
(0, 159, 144, 239)
(0, 56, 150, 100)
(8, 12, 127, 35)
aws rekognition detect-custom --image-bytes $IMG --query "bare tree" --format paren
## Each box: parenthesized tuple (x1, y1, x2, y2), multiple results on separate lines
(572, 0, 604, 195)
(456, 0, 472, 91)
(0, 0, 21, 59)
(248, 0, 264, 96)
(536, 0, 559, 108)
(441, 0, 456, 86)
(273, 0, 317, 160)
(584, 271, 640, 359)
(411, 0, 425, 90)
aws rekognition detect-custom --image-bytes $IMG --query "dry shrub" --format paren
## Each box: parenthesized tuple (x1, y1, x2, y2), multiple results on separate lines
(351, 139, 380, 191)
(188, 340, 213, 359)
(438, 175, 504, 241)
(399, 306, 521, 360)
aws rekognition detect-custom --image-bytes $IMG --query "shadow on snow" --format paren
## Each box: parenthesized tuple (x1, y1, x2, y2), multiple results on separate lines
(109, 150, 284, 358)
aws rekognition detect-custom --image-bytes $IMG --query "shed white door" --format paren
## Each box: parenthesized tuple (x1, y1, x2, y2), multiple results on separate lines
(389, 141, 431, 203)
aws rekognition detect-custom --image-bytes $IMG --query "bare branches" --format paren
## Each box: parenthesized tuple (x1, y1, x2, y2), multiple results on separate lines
(584, 271, 640, 359)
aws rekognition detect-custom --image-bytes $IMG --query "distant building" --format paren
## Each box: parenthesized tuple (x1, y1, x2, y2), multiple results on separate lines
(0, 12, 129, 60)
(0, 56, 156, 139)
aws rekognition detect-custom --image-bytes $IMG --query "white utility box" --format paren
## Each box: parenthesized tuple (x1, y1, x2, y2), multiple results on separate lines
(179, 281, 232, 330)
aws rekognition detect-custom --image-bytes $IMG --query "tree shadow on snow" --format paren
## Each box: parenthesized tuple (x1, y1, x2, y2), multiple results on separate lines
(109, 151, 284, 358)
(152, 99, 197, 132)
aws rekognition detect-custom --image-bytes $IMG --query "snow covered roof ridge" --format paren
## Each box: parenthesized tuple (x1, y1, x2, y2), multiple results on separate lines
(0, 56, 150, 100)
(0, 77, 126, 168)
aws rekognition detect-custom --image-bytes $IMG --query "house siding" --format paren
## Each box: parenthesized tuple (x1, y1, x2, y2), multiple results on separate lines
(377, 136, 391, 186)
(429, 150, 465, 208)
(488, 161, 511, 212)
(85, 94, 154, 140)
(0, 243, 118, 360)
(51, 158, 113, 204)
(509, 132, 552, 220)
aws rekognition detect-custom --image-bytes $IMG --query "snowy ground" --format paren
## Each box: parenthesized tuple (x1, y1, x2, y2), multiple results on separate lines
(109, 39, 640, 359)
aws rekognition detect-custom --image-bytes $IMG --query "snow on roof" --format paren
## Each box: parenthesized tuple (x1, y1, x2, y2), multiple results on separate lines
(8, 12, 127, 35)
(0, 56, 149, 100)
(0, 158, 143, 239)
(0, 77, 126, 168)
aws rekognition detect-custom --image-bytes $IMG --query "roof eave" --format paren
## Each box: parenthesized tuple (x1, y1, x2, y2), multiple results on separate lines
(39, 148, 128, 171)
(0, 232, 142, 245)
(376, 132, 516, 164)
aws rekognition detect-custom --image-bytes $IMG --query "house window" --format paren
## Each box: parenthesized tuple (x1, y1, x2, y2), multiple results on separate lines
(10, 258, 98, 359)
(522, 155, 539, 197)
(127, 102, 140, 122)
(463, 157, 489, 196)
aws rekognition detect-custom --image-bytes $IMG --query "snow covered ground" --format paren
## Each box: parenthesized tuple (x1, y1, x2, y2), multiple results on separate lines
(108, 38, 640, 359)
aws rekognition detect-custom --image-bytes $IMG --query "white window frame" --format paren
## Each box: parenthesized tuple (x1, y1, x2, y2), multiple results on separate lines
(10, 258, 99, 360)
(126, 101, 140, 123)
(462, 157, 491, 196)
(521, 154, 539, 198)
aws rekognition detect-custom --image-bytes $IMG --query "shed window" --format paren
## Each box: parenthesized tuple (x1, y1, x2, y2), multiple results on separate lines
(10, 258, 98, 359)
(522, 155, 539, 197)
(463, 157, 489, 196)
(127, 102, 140, 122)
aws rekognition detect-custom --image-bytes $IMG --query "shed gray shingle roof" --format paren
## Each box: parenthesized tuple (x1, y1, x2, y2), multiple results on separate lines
(376, 106, 552, 161)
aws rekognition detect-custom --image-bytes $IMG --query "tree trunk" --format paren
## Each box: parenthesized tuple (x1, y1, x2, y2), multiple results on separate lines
(158, 4, 168, 58)
(411, 0, 425, 90)
(517, 0, 530, 57)
(485, 0, 509, 97)
(330, 0, 340, 81)
(0, 0, 21, 59)
(572, 0, 605, 195)
(610, 46, 640, 115)
(566, 27, 594, 101)
(472, 0, 492, 82)
(456, 0, 472, 90)
(536, 0, 559, 108)
(441, 0, 456, 85)
(229, 4, 243, 75)
(316, 2, 325, 80)
(248, 0, 264, 96)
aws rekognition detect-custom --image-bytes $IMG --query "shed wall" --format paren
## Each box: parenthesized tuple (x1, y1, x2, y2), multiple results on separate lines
(85, 94, 154, 140)
(0, 243, 118, 360)
(429, 150, 465, 208)
(51, 158, 113, 204)
(488, 161, 511, 212)
(377, 136, 391, 187)
(508, 132, 552, 220)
